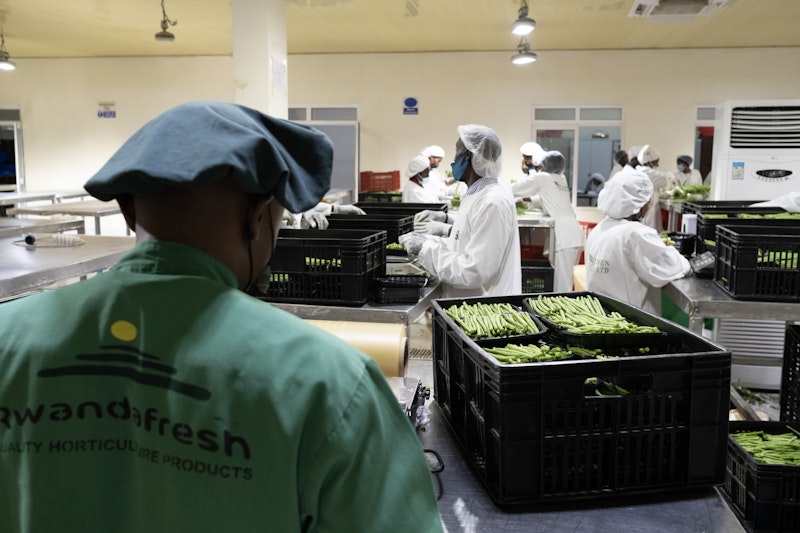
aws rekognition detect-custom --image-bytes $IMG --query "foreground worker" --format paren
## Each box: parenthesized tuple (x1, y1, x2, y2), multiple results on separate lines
(0, 101, 444, 532)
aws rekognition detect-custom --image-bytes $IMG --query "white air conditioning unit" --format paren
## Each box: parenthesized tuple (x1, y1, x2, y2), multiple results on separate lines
(628, 0, 728, 19)
(710, 100, 800, 201)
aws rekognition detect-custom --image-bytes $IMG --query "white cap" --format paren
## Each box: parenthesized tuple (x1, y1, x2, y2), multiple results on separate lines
(628, 146, 642, 161)
(638, 144, 661, 165)
(520, 142, 542, 156)
(406, 155, 430, 178)
(597, 167, 653, 219)
(421, 145, 445, 158)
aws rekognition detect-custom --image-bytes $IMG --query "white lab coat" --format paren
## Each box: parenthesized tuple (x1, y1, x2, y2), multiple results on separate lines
(510, 171, 584, 292)
(417, 182, 521, 299)
(675, 168, 703, 187)
(584, 217, 691, 315)
(608, 163, 623, 181)
(425, 168, 449, 199)
(402, 179, 441, 204)
(637, 165, 672, 233)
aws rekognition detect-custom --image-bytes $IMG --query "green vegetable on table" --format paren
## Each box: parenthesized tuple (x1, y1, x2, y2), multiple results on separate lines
(731, 426, 800, 465)
(758, 250, 798, 269)
(305, 257, 342, 269)
(525, 294, 660, 334)
(386, 242, 404, 250)
(445, 301, 540, 339)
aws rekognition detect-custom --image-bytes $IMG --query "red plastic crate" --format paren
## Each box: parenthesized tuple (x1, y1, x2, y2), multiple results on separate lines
(359, 170, 400, 192)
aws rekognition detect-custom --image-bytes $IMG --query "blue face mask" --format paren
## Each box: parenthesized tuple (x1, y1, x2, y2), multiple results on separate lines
(677, 163, 687, 172)
(451, 154, 470, 182)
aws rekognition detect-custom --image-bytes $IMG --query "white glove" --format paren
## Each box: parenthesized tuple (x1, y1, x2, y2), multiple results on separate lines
(414, 209, 447, 225)
(333, 204, 366, 215)
(280, 209, 296, 229)
(418, 220, 451, 237)
(301, 210, 329, 229)
(399, 232, 429, 256)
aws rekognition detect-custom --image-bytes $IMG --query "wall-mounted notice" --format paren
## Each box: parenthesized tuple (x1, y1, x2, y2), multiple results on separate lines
(97, 102, 116, 119)
(403, 97, 418, 115)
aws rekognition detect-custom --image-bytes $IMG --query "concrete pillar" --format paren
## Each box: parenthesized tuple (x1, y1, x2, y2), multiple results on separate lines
(232, 0, 288, 118)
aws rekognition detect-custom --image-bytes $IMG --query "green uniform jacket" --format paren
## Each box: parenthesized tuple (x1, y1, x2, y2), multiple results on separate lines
(0, 240, 443, 533)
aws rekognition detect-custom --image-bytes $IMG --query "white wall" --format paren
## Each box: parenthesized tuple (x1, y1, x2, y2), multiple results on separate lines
(1, 47, 798, 193)
(0, 56, 233, 191)
(288, 47, 800, 186)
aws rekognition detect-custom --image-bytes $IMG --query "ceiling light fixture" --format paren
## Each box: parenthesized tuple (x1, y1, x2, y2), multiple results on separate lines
(512, 0, 536, 36)
(511, 38, 537, 65)
(0, 31, 16, 71)
(155, 0, 177, 42)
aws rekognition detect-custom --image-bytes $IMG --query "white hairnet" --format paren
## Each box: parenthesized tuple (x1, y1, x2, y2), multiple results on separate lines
(628, 146, 642, 161)
(421, 145, 445, 158)
(597, 167, 653, 219)
(520, 141, 542, 157)
(638, 144, 661, 165)
(406, 155, 430, 178)
(457, 124, 502, 180)
(541, 151, 566, 174)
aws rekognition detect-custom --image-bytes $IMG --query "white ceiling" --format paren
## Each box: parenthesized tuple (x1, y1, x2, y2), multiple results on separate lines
(0, 0, 798, 59)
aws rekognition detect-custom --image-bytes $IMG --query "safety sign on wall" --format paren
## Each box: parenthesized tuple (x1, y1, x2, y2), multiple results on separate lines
(403, 97, 418, 115)
(97, 102, 117, 119)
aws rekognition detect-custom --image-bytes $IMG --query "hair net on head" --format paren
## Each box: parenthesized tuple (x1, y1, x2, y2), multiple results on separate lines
(520, 141, 542, 157)
(628, 146, 642, 161)
(406, 155, 430, 178)
(614, 150, 628, 163)
(84, 101, 333, 213)
(422, 145, 445, 158)
(638, 144, 661, 165)
(457, 124, 503, 180)
(597, 167, 653, 219)
(677, 154, 693, 166)
(541, 151, 566, 174)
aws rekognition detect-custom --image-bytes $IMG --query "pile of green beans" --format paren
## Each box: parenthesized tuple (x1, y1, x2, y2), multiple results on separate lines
(731, 427, 800, 465)
(484, 342, 571, 364)
(526, 295, 660, 334)
(445, 302, 540, 339)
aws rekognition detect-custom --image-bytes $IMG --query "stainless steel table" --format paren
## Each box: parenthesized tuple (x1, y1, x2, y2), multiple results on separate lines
(664, 276, 800, 336)
(0, 191, 58, 216)
(0, 234, 134, 299)
(8, 199, 125, 235)
(0, 216, 85, 238)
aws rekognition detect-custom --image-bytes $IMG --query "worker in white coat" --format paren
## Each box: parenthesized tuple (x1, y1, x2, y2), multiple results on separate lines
(636, 144, 672, 233)
(511, 151, 584, 292)
(402, 155, 439, 203)
(420, 145, 448, 199)
(400, 124, 521, 298)
(585, 167, 691, 315)
(674, 155, 703, 187)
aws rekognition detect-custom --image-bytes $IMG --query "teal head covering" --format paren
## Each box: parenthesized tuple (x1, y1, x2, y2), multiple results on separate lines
(84, 101, 333, 213)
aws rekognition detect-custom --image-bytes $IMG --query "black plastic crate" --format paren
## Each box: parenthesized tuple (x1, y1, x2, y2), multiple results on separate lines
(682, 200, 771, 216)
(326, 213, 413, 244)
(521, 259, 554, 293)
(781, 325, 800, 423)
(714, 225, 800, 302)
(432, 292, 731, 507)
(696, 213, 796, 254)
(372, 275, 427, 304)
(357, 191, 403, 203)
(264, 229, 385, 306)
(354, 202, 447, 219)
(722, 421, 800, 533)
